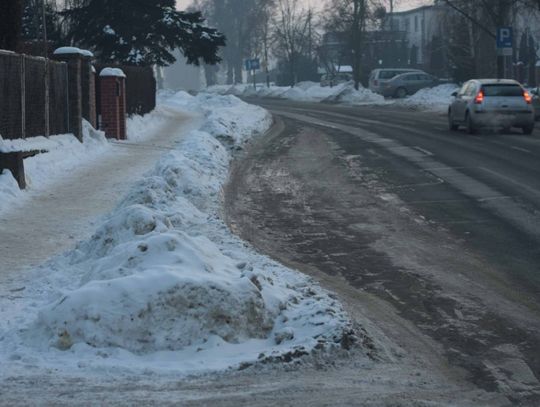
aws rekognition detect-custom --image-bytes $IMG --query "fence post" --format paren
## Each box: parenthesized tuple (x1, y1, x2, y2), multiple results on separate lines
(20, 55, 26, 139)
(53, 48, 84, 142)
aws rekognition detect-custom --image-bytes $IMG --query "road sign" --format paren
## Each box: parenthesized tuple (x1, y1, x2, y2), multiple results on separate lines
(496, 27, 513, 56)
(250, 58, 260, 70)
(496, 27, 513, 48)
(245, 58, 260, 71)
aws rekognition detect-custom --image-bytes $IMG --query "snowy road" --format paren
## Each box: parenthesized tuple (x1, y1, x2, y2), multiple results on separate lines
(0, 111, 199, 284)
(226, 99, 540, 405)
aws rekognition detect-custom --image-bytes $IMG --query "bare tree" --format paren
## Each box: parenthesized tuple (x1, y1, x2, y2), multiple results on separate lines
(272, 0, 312, 86)
(197, 0, 274, 84)
(323, 0, 371, 90)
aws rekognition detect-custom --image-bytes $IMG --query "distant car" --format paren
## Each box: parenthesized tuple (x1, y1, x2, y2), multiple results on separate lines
(448, 79, 535, 134)
(321, 73, 352, 87)
(378, 72, 439, 98)
(368, 68, 423, 95)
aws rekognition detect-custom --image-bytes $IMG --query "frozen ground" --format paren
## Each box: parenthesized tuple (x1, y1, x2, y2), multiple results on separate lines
(0, 91, 356, 397)
(205, 82, 459, 112)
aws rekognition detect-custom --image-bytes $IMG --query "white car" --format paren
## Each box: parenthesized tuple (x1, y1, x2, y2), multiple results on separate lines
(448, 79, 535, 134)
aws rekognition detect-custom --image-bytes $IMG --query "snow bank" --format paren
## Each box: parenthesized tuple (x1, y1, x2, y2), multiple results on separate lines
(206, 81, 385, 106)
(1, 91, 354, 376)
(399, 84, 459, 112)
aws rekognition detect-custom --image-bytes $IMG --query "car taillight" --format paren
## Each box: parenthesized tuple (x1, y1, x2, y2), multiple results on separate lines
(474, 90, 484, 104)
(524, 91, 532, 104)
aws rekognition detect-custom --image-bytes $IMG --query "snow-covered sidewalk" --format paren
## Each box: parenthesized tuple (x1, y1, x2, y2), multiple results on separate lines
(0, 107, 200, 280)
(0, 91, 354, 382)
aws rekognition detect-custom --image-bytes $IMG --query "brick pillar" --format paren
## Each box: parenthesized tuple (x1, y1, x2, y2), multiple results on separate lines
(80, 50, 97, 128)
(118, 76, 126, 140)
(53, 47, 83, 142)
(99, 68, 126, 140)
(89, 66, 97, 128)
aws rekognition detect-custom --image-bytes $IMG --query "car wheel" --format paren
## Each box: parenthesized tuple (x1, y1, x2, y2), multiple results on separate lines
(448, 110, 458, 131)
(395, 87, 407, 99)
(465, 112, 477, 134)
(522, 124, 534, 135)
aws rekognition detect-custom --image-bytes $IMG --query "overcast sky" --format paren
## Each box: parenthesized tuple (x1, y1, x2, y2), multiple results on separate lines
(176, 0, 431, 12)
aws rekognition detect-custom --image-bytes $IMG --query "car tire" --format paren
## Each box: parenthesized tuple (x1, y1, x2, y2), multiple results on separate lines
(465, 112, 477, 134)
(395, 87, 407, 99)
(448, 110, 458, 131)
(522, 124, 534, 135)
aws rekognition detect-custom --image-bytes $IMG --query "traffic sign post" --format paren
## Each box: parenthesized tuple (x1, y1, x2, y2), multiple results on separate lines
(245, 58, 261, 90)
(496, 27, 513, 78)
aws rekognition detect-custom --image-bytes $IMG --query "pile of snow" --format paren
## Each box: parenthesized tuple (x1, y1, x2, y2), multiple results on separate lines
(322, 84, 386, 104)
(399, 84, 459, 112)
(1, 91, 354, 376)
(206, 81, 385, 105)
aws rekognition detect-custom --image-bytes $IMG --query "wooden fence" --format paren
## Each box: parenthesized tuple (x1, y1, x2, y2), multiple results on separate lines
(0, 50, 69, 140)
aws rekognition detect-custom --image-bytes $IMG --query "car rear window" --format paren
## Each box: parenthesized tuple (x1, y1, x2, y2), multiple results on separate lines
(482, 84, 523, 97)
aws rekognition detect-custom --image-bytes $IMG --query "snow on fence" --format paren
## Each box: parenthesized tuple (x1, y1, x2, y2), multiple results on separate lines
(0, 50, 69, 140)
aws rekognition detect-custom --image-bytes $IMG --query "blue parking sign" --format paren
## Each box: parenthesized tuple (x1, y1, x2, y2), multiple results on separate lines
(496, 27, 513, 49)
(250, 58, 260, 70)
(245, 58, 260, 71)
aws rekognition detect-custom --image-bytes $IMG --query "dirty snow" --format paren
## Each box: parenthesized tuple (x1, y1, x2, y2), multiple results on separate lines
(206, 82, 461, 112)
(0, 91, 354, 378)
(206, 81, 386, 105)
(399, 84, 460, 112)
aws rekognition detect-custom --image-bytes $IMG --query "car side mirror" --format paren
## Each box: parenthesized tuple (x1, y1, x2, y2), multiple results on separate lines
(451, 91, 458, 97)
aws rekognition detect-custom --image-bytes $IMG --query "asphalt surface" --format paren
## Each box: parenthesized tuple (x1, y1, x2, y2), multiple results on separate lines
(225, 98, 540, 405)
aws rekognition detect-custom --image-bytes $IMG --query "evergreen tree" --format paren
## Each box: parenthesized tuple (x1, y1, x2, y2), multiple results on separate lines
(63, 0, 225, 66)
(22, 0, 63, 46)
(0, 0, 23, 51)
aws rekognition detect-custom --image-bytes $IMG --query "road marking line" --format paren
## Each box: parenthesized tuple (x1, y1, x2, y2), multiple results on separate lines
(413, 146, 434, 156)
(510, 145, 532, 154)
(480, 167, 540, 197)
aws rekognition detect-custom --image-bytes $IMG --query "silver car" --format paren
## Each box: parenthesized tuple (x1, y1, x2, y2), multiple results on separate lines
(448, 79, 535, 134)
(378, 72, 439, 98)
(368, 68, 422, 95)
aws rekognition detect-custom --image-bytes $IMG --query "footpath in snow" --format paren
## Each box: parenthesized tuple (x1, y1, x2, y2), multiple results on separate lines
(0, 91, 356, 380)
(206, 81, 459, 113)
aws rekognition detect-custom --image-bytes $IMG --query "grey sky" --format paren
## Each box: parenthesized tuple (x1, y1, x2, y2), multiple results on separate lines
(176, 0, 431, 12)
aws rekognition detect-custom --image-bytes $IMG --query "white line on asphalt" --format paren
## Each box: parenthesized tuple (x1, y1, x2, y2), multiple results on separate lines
(422, 166, 471, 171)
(480, 167, 540, 197)
(413, 146, 434, 156)
(407, 196, 512, 204)
(510, 146, 532, 154)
